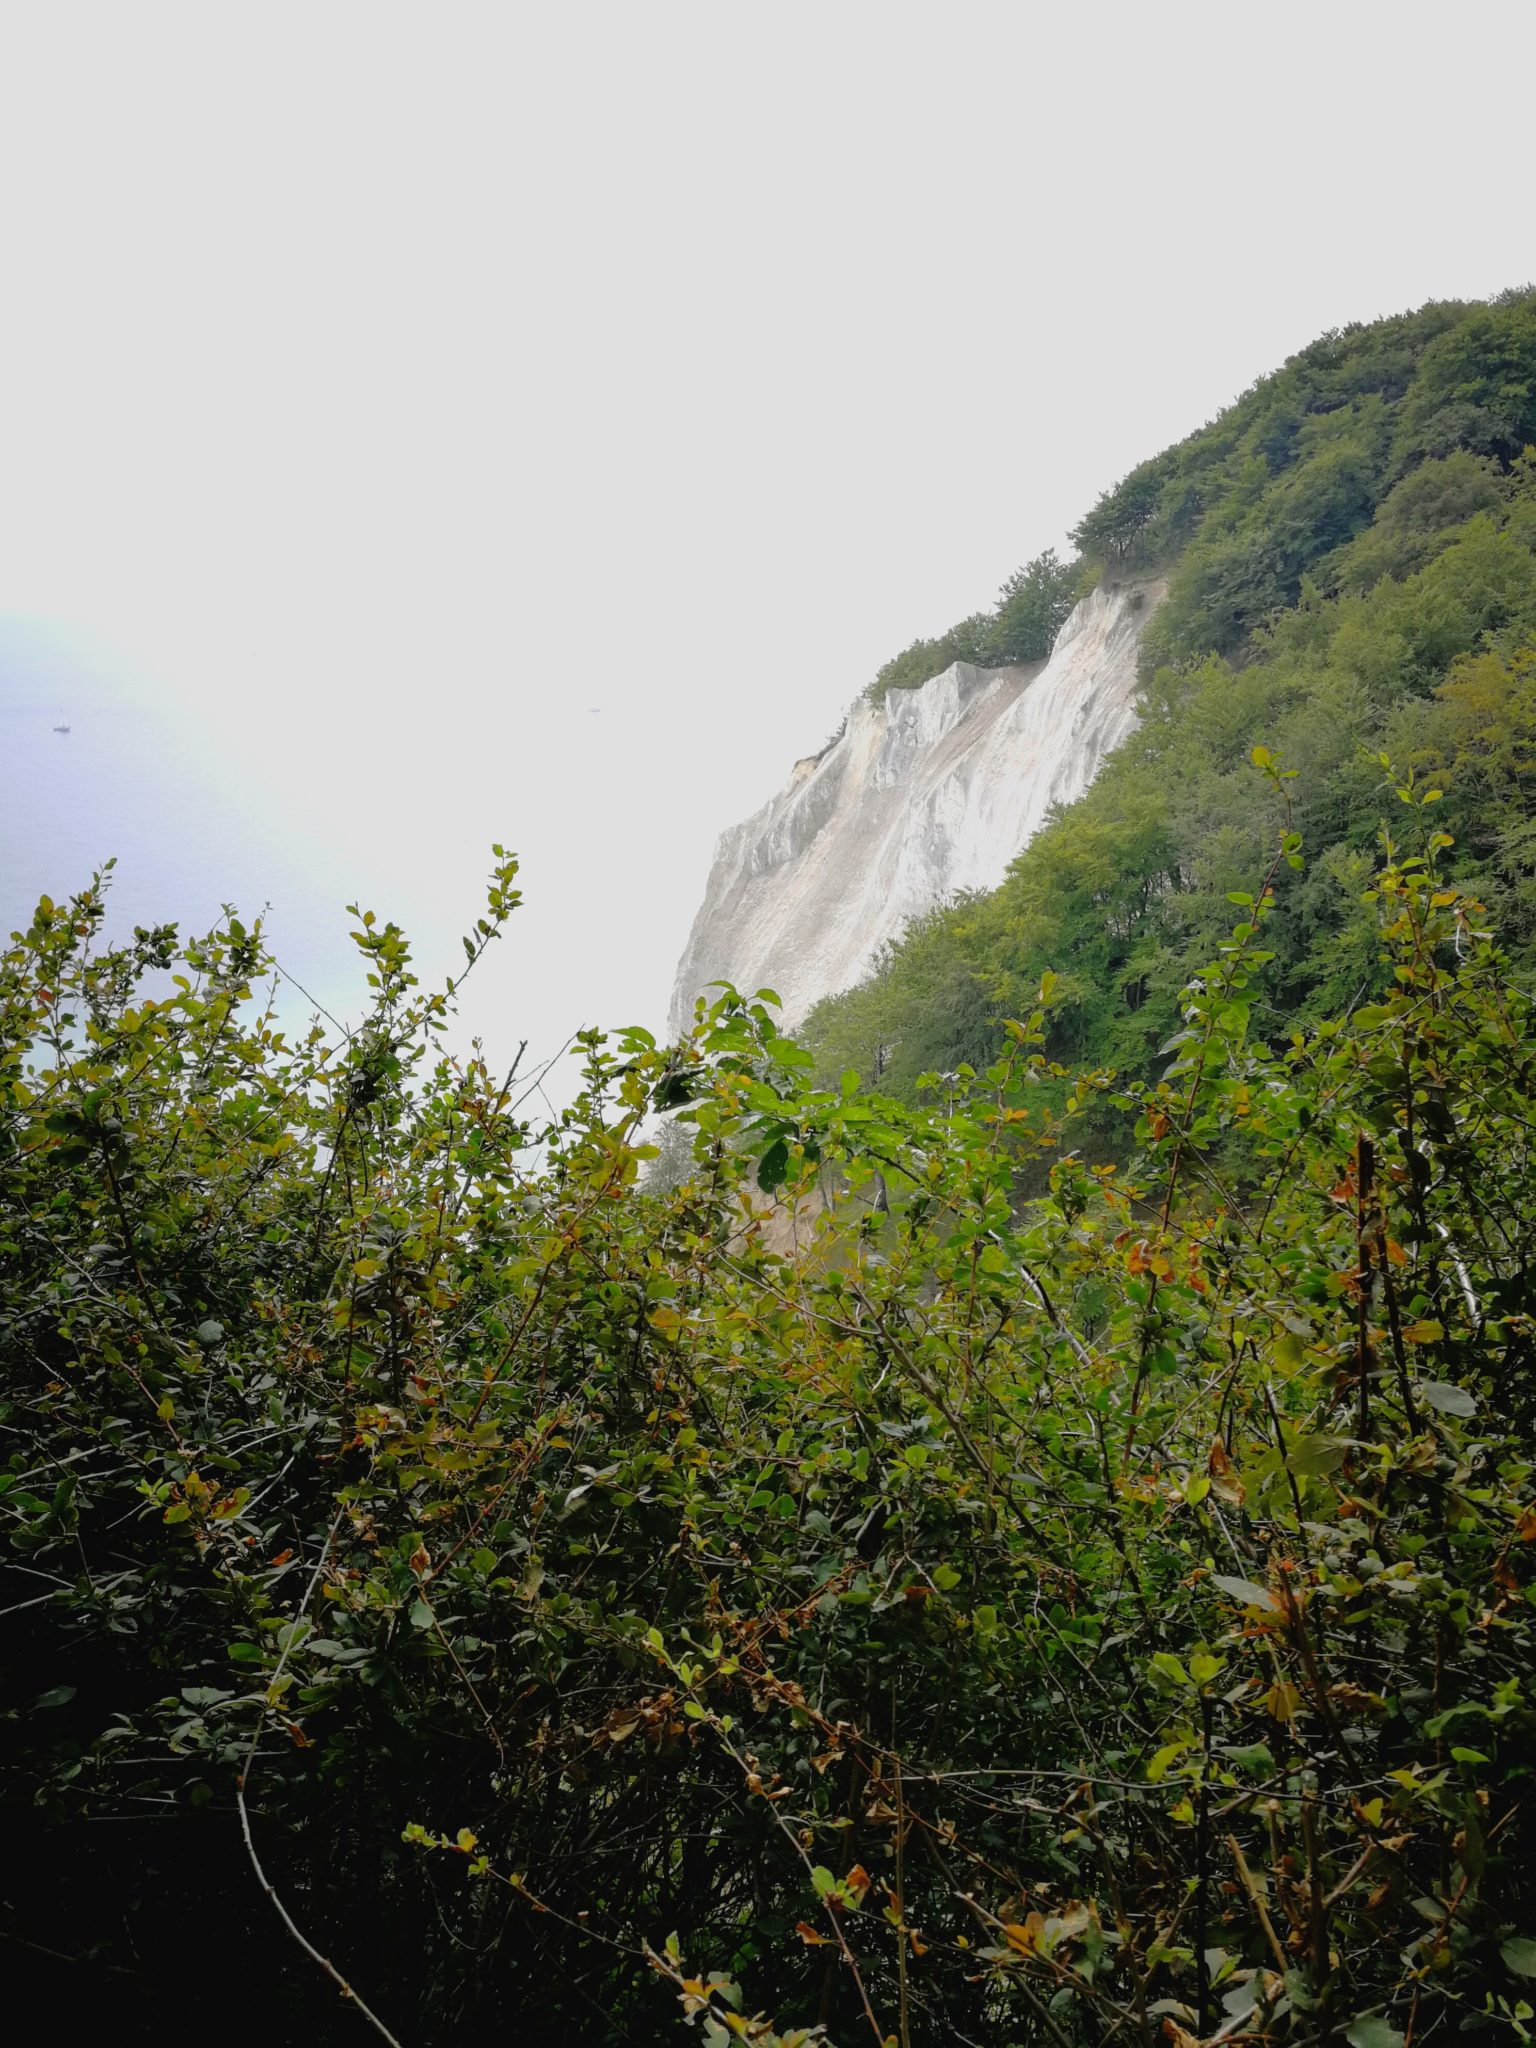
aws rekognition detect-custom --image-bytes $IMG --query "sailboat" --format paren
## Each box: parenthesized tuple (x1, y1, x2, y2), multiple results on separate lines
(52, 708, 70, 733)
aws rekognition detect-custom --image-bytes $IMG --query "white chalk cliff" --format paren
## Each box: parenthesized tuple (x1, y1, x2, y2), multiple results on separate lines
(670, 576, 1164, 1034)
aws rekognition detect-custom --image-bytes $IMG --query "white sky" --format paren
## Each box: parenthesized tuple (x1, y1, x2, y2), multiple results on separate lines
(1, 0, 1533, 1077)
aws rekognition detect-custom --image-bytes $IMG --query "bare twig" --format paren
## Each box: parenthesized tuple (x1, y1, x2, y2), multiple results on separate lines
(234, 1505, 404, 2047)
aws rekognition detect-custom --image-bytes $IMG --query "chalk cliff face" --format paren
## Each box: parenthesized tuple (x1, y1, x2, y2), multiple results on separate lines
(670, 576, 1164, 1034)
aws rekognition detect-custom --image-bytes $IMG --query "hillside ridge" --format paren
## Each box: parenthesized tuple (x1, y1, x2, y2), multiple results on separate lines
(670, 573, 1163, 1032)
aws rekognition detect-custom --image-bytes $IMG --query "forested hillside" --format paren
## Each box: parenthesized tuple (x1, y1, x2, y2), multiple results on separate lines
(805, 290, 1536, 1106)
(7, 291, 1536, 2048)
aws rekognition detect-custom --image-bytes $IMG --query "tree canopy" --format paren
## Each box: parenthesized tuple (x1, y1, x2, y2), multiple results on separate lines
(805, 293, 1536, 1112)
(866, 549, 1080, 705)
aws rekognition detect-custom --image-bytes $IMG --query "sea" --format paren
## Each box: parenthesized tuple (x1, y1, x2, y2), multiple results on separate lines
(0, 619, 704, 1114)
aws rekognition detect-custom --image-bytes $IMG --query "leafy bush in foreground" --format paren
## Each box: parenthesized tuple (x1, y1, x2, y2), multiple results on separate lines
(4, 792, 1536, 2045)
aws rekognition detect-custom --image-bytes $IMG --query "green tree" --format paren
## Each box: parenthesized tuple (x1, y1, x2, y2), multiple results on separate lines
(982, 547, 1078, 663)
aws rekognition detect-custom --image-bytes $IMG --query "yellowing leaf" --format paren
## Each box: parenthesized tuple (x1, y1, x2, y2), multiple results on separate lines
(1002, 1916, 1043, 1955)
(1265, 1680, 1302, 1722)
(1147, 1737, 1190, 1783)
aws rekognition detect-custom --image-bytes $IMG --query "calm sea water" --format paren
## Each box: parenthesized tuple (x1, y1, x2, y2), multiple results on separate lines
(4, 696, 374, 1019)
(0, 624, 705, 1106)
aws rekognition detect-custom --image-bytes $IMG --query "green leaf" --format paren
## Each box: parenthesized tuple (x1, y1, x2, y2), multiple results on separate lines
(409, 1599, 434, 1630)
(1425, 1703, 1490, 1737)
(1286, 1432, 1347, 1477)
(756, 1137, 789, 1192)
(33, 1685, 76, 1709)
(1502, 1938, 1536, 1979)
(1419, 1380, 1475, 1417)
(1219, 1742, 1275, 1776)
(1345, 2018, 1405, 2048)
(1210, 1575, 1279, 1613)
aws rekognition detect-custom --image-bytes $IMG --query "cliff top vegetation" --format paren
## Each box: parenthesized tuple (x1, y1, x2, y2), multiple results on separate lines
(864, 290, 1536, 705)
(809, 288, 1536, 1106)
(864, 547, 1081, 704)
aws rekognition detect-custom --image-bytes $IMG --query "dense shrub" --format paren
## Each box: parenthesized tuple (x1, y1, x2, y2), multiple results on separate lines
(6, 800, 1536, 2045)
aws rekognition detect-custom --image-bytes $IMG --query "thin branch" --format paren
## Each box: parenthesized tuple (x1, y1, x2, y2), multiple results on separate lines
(234, 1505, 404, 2047)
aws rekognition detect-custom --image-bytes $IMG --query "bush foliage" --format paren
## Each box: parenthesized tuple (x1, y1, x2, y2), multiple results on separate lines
(6, 796, 1536, 2045)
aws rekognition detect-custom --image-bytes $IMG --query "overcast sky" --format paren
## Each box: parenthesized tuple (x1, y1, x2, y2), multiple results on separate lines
(1, 1, 1532, 1076)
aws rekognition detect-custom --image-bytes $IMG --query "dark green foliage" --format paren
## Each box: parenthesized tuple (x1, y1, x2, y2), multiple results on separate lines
(807, 294, 1536, 1118)
(987, 548, 1081, 665)
(1327, 452, 1505, 594)
(866, 549, 1079, 704)
(6, 828, 1536, 2046)
(1390, 291, 1536, 470)
(867, 611, 996, 702)
(1071, 454, 1169, 563)
(1066, 293, 1534, 667)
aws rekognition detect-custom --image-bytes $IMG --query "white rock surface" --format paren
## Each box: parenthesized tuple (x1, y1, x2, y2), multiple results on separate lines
(669, 577, 1164, 1033)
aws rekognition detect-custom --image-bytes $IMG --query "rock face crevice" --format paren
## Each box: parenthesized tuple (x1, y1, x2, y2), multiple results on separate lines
(670, 576, 1164, 1034)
